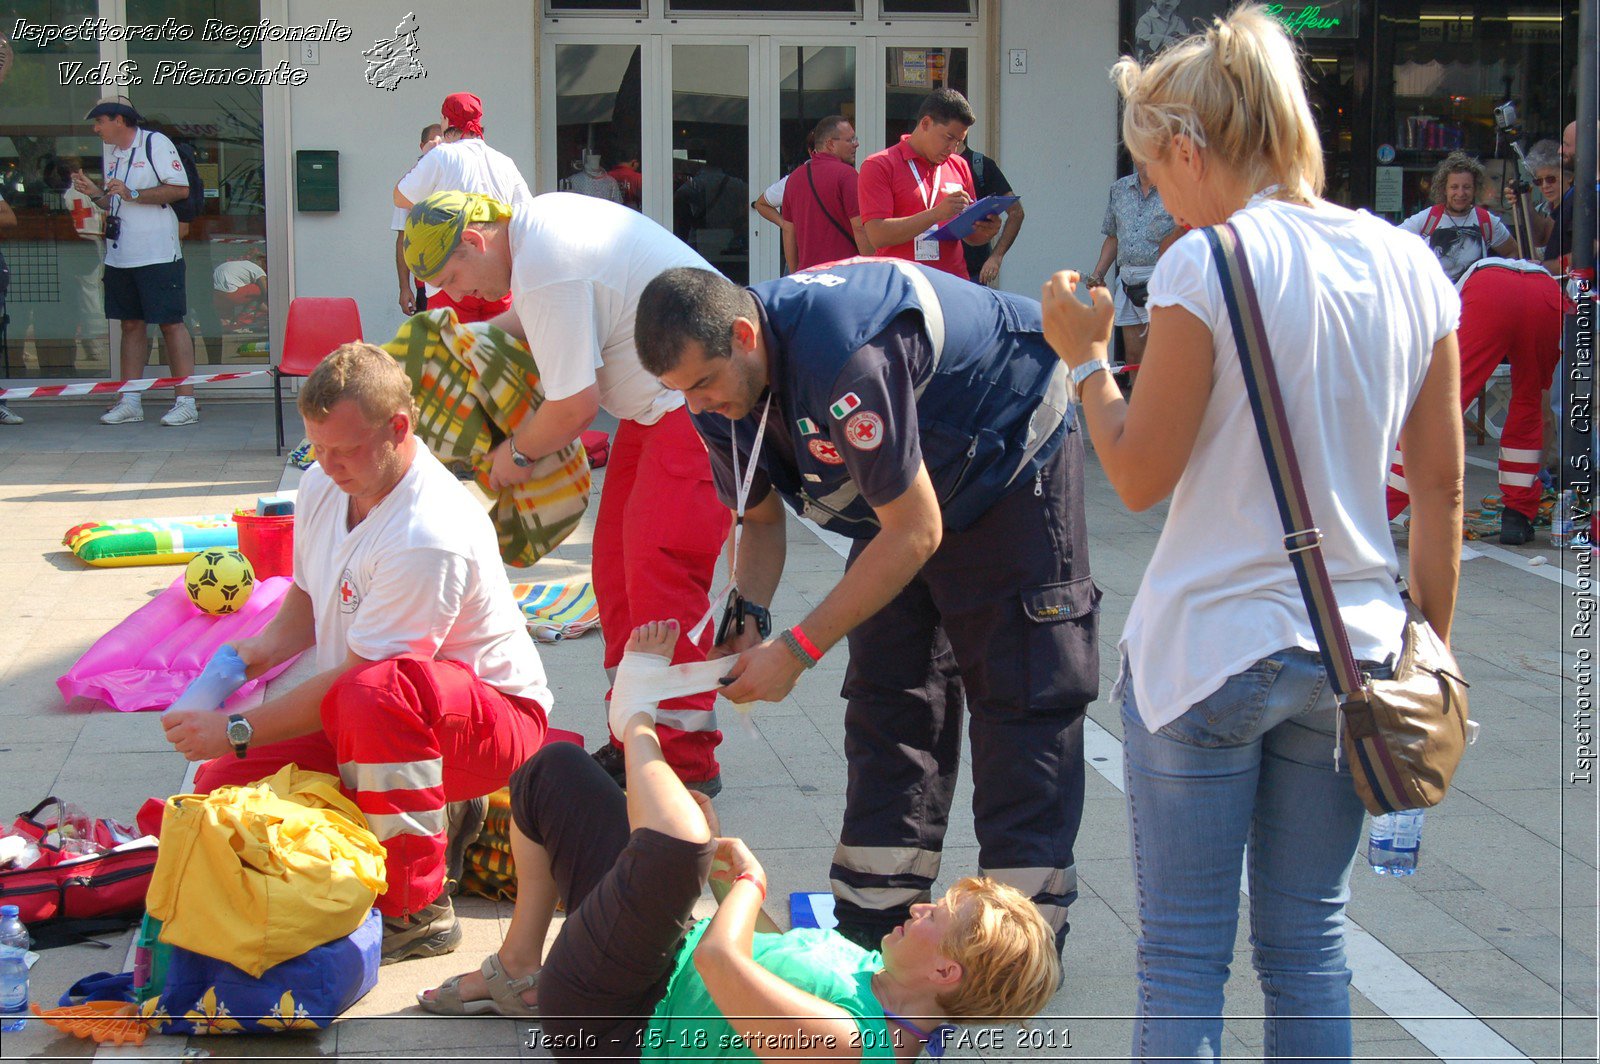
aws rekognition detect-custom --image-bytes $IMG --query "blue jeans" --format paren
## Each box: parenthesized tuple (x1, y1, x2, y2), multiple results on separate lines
(1121, 648, 1377, 1063)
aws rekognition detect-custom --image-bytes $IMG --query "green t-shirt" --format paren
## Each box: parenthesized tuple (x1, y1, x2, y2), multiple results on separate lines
(644, 922, 899, 1062)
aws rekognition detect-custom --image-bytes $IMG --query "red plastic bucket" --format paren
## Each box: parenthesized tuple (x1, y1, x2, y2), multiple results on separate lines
(233, 512, 294, 579)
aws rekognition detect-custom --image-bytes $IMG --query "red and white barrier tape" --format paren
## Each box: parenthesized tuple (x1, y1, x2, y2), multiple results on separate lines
(0, 369, 269, 401)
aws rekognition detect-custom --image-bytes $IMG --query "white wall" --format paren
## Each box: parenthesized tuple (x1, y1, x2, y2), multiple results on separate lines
(280, 1, 538, 346)
(993, 0, 1121, 299)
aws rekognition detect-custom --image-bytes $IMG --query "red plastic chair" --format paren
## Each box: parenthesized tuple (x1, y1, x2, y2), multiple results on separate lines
(275, 297, 362, 454)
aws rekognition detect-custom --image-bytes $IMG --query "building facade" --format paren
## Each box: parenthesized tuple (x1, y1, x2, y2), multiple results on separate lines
(0, 0, 1580, 391)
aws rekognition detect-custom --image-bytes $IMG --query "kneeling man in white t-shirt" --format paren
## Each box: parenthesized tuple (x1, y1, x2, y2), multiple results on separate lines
(162, 342, 553, 963)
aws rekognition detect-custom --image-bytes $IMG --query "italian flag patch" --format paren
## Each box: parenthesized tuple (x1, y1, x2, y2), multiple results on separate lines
(797, 417, 820, 436)
(829, 393, 861, 420)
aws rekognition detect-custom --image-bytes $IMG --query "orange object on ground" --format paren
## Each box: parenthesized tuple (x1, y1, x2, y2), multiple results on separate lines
(30, 1000, 148, 1047)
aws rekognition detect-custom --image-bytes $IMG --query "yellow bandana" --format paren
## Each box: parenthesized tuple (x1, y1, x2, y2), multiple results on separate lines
(402, 190, 512, 281)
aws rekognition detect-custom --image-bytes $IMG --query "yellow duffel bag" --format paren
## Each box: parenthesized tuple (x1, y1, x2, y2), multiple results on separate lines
(146, 765, 388, 978)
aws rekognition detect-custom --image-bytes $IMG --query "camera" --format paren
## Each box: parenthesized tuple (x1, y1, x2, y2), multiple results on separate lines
(1494, 101, 1520, 135)
(103, 213, 122, 244)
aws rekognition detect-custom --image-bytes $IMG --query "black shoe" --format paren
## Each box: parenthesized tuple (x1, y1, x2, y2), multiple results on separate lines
(591, 742, 627, 787)
(1500, 508, 1536, 546)
(443, 796, 489, 895)
(591, 742, 722, 798)
(381, 894, 462, 965)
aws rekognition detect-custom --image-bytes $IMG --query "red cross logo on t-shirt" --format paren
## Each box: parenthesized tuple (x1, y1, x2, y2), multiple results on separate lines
(338, 569, 361, 614)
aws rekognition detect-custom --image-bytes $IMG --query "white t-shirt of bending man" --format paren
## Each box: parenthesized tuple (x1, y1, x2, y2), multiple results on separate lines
(101, 128, 188, 269)
(292, 445, 552, 709)
(508, 191, 718, 425)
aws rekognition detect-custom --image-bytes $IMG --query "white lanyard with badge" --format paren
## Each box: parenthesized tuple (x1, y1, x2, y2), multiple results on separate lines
(689, 395, 773, 646)
(911, 157, 955, 263)
(102, 130, 142, 247)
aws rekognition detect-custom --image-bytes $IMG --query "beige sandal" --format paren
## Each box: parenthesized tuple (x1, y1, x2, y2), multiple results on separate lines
(417, 954, 540, 1017)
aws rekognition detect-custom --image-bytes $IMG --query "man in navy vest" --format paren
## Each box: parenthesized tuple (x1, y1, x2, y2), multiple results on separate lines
(635, 259, 1099, 952)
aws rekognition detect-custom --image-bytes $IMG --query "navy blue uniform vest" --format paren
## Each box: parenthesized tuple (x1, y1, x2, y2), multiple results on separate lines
(699, 259, 1072, 536)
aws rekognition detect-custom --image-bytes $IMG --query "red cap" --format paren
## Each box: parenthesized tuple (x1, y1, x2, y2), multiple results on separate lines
(441, 92, 484, 137)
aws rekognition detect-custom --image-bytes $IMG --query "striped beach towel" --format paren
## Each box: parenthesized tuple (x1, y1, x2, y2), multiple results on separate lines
(382, 309, 591, 568)
(512, 581, 601, 642)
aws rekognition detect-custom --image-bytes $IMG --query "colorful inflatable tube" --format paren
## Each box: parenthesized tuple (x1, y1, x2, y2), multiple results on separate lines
(64, 515, 240, 568)
(58, 575, 302, 712)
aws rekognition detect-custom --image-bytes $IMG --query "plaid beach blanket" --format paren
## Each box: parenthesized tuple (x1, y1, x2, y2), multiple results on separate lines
(383, 309, 590, 568)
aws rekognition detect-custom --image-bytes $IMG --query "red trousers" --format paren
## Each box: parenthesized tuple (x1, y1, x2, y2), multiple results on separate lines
(1388, 266, 1564, 522)
(194, 656, 547, 918)
(593, 406, 730, 781)
(425, 289, 512, 324)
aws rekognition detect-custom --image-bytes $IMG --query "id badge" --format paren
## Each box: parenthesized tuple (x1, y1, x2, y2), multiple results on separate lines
(914, 230, 940, 262)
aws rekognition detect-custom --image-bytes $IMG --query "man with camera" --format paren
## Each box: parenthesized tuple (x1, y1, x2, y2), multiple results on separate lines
(71, 98, 198, 426)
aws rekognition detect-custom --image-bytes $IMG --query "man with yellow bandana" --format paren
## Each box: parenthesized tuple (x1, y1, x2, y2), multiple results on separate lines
(405, 190, 732, 796)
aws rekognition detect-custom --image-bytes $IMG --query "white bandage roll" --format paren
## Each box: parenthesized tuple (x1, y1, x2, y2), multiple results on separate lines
(608, 653, 730, 739)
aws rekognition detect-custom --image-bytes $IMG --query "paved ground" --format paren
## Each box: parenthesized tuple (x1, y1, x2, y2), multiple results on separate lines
(0, 398, 1594, 1062)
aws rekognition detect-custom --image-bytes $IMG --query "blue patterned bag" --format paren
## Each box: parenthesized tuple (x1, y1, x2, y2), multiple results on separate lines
(138, 908, 380, 1035)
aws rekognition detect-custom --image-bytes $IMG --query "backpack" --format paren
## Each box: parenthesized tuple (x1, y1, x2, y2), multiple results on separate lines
(142, 130, 205, 222)
(1420, 204, 1493, 244)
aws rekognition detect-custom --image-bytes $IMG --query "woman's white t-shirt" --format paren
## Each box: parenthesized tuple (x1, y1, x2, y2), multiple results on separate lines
(1119, 196, 1460, 732)
(293, 446, 552, 709)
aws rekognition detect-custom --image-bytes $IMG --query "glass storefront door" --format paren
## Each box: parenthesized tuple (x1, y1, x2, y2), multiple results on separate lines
(0, 0, 268, 382)
(541, 21, 980, 284)
(2, 0, 111, 380)
(671, 43, 752, 284)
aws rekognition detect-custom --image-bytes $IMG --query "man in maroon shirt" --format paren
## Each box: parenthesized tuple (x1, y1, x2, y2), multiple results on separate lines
(786, 115, 873, 270)
(858, 88, 1000, 278)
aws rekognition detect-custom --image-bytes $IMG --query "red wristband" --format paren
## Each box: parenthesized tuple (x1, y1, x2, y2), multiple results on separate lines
(734, 872, 766, 900)
(788, 626, 823, 664)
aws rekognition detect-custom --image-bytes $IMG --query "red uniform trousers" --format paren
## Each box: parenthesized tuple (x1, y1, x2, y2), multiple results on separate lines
(1387, 266, 1564, 522)
(193, 655, 548, 918)
(593, 406, 729, 782)
(425, 289, 513, 324)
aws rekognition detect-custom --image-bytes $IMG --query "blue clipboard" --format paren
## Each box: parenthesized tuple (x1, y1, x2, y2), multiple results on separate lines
(931, 194, 1018, 241)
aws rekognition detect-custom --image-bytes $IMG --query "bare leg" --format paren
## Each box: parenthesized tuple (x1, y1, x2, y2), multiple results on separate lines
(618, 621, 714, 846)
(159, 321, 196, 397)
(421, 821, 552, 1009)
(1121, 322, 1149, 366)
(420, 621, 711, 1009)
(118, 320, 149, 388)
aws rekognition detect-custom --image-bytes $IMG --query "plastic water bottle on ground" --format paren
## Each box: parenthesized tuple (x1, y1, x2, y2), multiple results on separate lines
(0, 903, 30, 1032)
(1368, 809, 1424, 876)
(1550, 490, 1574, 548)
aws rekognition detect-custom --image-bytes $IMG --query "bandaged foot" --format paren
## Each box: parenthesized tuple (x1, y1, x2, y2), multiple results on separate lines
(608, 621, 732, 739)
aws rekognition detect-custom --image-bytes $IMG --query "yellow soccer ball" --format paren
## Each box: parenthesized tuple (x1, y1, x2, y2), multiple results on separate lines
(184, 548, 256, 616)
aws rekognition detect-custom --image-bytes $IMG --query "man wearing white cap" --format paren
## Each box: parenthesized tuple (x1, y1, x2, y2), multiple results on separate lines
(71, 97, 198, 426)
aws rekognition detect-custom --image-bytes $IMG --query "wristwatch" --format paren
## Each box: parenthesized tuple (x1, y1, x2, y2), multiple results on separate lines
(1071, 359, 1112, 388)
(126, 186, 140, 200)
(226, 713, 253, 759)
(508, 443, 532, 468)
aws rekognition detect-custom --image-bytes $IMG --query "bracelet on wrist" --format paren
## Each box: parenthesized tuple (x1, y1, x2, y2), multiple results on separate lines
(733, 872, 766, 900)
(781, 627, 822, 669)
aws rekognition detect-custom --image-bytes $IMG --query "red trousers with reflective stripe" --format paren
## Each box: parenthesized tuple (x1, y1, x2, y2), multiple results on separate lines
(593, 406, 729, 782)
(193, 656, 547, 917)
(425, 289, 512, 324)
(1387, 266, 1563, 522)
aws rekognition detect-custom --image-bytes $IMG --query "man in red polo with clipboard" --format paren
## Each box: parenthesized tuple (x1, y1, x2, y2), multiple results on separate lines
(859, 88, 1004, 279)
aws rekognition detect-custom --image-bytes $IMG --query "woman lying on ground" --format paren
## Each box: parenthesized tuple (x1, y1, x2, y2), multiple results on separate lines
(417, 618, 1061, 1061)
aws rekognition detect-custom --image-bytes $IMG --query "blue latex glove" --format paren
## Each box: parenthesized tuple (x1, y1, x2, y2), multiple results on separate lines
(165, 645, 248, 714)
